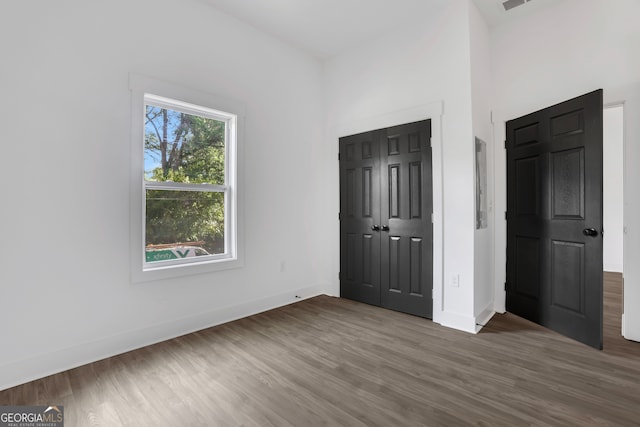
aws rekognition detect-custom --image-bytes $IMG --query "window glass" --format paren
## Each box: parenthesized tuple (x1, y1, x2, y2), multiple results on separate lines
(144, 105, 226, 185)
(145, 189, 225, 261)
(142, 97, 233, 267)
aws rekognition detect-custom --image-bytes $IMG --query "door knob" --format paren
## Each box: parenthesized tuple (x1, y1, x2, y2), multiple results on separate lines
(371, 225, 380, 231)
(381, 225, 390, 231)
(583, 228, 598, 237)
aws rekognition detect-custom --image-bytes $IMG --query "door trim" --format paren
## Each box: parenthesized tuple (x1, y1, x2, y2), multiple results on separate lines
(332, 101, 445, 326)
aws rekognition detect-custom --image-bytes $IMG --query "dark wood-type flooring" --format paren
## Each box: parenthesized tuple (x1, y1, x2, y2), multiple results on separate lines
(1, 273, 639, 426)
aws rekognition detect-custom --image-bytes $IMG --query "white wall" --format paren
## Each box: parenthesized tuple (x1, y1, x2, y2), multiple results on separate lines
(324, 1, 478, 332)
(0, 0, 328, 390)
(603, 105, 624, 273)
(469, 1, 495, 325)
(490, 0, 640, 340)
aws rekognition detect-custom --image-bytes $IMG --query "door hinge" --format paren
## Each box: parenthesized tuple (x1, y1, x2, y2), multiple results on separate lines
(505, 211, 507, 220)
(431, 213, 434, 223)
(338, 153, 341, 161)
(504, 140, 507, 149)
(504, 282, 507, 291)
(338, 212, 341, 221)
(338, 272, 342, 281)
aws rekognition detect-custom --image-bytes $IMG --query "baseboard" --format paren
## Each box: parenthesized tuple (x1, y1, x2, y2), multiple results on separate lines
(620, 314, 640, 342)
(475, 304, 496, 330)
(0, 284, 326, 391)
(437, 311, 478, 334)
(494, 287, 506, 314)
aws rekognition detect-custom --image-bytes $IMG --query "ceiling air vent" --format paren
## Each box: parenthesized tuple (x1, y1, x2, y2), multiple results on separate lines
(502, 0, 532, 11)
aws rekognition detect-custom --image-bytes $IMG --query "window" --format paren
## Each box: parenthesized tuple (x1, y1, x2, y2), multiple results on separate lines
(130, 74, 244, 281)
(143, 94, 234, 266)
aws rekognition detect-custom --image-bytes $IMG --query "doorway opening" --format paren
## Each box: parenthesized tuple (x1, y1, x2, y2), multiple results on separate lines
(603, 104, 626, 354)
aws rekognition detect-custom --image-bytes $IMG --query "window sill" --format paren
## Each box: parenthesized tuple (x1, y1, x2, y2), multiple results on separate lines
(133, 256, 244, 283)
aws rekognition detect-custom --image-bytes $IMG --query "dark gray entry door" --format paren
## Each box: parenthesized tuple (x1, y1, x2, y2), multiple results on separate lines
(506, 90, 603, 349)
(340, 120, 433, 318)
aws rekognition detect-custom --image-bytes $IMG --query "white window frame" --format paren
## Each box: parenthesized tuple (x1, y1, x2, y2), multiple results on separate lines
(129, 74, 245, 282)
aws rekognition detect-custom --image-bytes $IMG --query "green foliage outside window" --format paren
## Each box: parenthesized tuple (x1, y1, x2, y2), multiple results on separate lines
(144, 106, 226, 255)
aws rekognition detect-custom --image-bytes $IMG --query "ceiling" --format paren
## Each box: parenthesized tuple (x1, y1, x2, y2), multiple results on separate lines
(202, 0, 562, 60)
(473, 0, 562, 27)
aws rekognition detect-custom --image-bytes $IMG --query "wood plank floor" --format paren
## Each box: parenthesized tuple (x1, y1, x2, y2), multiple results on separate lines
(603, 271, 634, 357)
(1, 274, 639, 426)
